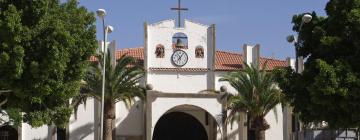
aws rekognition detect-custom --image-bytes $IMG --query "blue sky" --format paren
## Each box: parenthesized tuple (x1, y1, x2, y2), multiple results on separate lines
(78, 0, 328, 60)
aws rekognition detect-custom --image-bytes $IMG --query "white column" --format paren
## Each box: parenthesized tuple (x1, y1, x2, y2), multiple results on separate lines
(243, 44, 260, 67)
(108, 40, 116, 68)
(297, 56, 304, 74)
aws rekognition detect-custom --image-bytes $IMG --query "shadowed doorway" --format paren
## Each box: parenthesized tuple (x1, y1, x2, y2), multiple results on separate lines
(0, 125, 18, 140)
(153, 112, 208, 140)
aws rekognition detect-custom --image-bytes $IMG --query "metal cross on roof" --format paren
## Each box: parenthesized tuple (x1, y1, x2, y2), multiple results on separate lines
(171, 0, 188, 27)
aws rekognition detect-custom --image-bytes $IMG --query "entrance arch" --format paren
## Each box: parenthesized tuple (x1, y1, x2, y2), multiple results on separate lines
(152, 112, 208, 140)
(0, 125, 18, 140)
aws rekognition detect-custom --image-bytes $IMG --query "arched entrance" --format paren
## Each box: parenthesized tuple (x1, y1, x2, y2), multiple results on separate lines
(0, 125, 18, 140)
(152, 112, 208, 140)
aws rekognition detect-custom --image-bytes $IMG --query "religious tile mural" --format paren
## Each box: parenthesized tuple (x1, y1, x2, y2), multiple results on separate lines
(155, 44, 165, 58)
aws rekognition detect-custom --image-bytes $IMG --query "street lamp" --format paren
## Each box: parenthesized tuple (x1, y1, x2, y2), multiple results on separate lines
(97, 8, 114, 140)
(286, 13, 312, 140)
(286, 13, 312, 73)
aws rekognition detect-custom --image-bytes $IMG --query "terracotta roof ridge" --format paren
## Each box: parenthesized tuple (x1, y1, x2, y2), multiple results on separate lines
(260, 56, 286, 62)
(116, 47, 143, 52)
(215, 50, 286, 62)
(215, 50, 243, 56)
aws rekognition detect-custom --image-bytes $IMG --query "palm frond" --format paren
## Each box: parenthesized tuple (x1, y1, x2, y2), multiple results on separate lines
(72, 49, 145, 118)
(220, 62, 283, 130)
(71, 91, 90, 120)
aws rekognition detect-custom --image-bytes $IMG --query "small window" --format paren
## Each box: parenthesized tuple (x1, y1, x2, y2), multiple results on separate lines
(155, 44, 165, 58)
(195, 46, 204, 58)
(172, 32, 188, 49)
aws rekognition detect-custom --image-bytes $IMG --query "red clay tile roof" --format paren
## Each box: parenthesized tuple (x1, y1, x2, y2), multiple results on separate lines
(215, 50, 288, 71)
(91, 47, 287, 71)
(116, 47, 144, 61)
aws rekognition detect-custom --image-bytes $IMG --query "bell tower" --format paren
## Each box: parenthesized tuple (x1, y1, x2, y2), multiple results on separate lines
(143, 0, 215, 93)
(144, 19, 215, 93)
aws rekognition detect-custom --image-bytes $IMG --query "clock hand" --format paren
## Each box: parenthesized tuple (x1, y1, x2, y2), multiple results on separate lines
(178, 53, 184, 61)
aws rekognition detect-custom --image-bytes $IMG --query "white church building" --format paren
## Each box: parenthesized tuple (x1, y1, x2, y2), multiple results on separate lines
(0, 1, 299, 138)
(3, 18, 295, 140)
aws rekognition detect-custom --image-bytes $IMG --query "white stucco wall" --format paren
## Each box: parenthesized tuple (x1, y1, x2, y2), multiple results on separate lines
(215, 72, 238, 94)
(115, 100, 144, 137)
(69, 98, 96, 140)
(148, 71, 211, 93)
(265, 104, 284, 140)
(22, 124, 49, 140)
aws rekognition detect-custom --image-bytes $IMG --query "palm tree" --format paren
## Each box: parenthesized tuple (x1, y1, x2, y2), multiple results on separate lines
(72, 52, 145, 140)
(219, 63, 283, 140)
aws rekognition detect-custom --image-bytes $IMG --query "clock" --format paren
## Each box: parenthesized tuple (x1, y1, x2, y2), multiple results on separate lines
(171, 50, 188, 67)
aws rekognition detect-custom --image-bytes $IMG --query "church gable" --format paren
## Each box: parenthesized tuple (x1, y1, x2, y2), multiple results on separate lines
(145, 20, 214, 70)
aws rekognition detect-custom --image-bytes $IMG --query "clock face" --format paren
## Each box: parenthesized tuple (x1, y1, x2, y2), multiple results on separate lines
(171, 50, 188, 67)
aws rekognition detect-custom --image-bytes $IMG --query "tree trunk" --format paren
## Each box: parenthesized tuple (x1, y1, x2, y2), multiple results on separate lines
(255, 130, 265, 140)
(252, 116, 269, 140)
(103, 100, 116, 140)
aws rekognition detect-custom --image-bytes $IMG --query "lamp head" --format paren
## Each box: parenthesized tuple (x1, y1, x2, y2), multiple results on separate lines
(302, 14, 312, 23)
(286, 35, 295, 43)
(96, 9, 106, 18)
(220, 86, 227, 93)
(106, 25, 114, 33)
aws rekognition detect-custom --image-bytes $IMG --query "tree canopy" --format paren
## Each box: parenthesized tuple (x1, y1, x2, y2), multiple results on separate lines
(274, 0, 360, 129)
(0, 0, 97, 128)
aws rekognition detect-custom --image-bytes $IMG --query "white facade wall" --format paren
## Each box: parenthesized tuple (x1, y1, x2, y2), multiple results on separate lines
(146, 20, 212, 69)
(215, 72, 238, 95)
(22, 124, 49, 140)
(115, 100, 144, 137)
(148, 71, 210, 93)
(69, 98, 97, 140)
(265, 104, 284, 140)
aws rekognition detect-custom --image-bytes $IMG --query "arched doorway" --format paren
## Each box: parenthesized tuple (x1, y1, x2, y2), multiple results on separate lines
(0, 125, 18, 140)
(153, 112, 208, 140)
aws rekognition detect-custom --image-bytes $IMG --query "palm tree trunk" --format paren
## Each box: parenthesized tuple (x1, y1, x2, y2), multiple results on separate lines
(255, 130, 265, 140)
(104, 100, 116, 140)
(252, 116, 269, 140)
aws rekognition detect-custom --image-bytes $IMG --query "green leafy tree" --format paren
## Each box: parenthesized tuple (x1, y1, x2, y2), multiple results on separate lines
(220, 63, 283, 140)
(0, 0, 97, 128)
(72, 53, 145, 140)
(274, 0, 360, 129)
(0, 91, 22, 126)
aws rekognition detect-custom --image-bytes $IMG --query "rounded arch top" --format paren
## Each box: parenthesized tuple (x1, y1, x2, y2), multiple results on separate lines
(152, 111, 208, 140)
(172, 32, 188, 49)
(153, 103, 223, 128)
(172, 32, 187, 37)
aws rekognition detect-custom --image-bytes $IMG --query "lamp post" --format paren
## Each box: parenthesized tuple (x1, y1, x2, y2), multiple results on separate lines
(96, 8, 114, 140)
(287, 14, 312, 73)
(286, 13, 312, 140)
